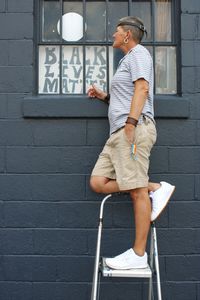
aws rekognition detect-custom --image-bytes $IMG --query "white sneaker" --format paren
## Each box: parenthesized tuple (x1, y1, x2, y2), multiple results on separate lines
(105, 248, 148, 270)
(150, 181, 175, 222)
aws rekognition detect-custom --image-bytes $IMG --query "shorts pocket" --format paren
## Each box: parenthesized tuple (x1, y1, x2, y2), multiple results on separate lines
(122, 128, 135, 145)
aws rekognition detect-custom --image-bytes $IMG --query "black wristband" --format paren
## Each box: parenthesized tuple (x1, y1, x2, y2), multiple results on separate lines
(125, 117, 138, 127)
(104, 94, 110, 104)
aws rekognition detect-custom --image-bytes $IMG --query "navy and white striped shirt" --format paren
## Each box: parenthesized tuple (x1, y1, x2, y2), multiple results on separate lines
(108, 44, 154, 135)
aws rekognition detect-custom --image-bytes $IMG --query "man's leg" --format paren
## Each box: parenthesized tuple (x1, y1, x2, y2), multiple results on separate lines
(105, 186, 150, 270)
(102, 183, 174, 269)
(90, 176, 120, 194)
(90, 176, 160, 195)
(130, 187, 151, 256)
(148, 182, 161, 193)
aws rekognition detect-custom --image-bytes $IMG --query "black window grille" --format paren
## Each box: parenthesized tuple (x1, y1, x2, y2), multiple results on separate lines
(37, 0, 180, 95)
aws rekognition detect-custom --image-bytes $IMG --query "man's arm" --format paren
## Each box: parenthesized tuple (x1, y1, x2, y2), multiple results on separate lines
(87, 84, 108, 103)
(125, 78, 149, 144)
(129, 78, 149, 119)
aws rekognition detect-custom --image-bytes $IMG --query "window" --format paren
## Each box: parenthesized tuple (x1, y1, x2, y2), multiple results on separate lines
(37, 0, 179, 95)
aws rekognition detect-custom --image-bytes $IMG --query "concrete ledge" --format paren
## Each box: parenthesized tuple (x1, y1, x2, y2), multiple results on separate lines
(22, 95, 108, 118)
(22, 95, 189, 119)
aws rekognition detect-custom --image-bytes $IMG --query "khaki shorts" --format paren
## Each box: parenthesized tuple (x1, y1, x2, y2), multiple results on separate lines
(91, 116, 157, 191)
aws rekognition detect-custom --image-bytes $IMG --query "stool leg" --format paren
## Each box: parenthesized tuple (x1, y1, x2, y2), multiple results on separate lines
(91, 221, 103, 300)
(97, 270, 101, 300)
(152, 223, 162, 300)
(148, 224, 154, 300)
(91, 194, 112, 300)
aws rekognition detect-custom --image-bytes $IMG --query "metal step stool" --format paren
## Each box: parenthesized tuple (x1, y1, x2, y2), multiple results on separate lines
(91, 194, 162, 300)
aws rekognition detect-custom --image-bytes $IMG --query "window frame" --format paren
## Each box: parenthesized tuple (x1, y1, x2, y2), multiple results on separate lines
(34, 0, 181, 96)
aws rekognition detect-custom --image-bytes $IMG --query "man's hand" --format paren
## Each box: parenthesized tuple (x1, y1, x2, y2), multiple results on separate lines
(87, 84, 107, 101)
(124, 123, 136, 144)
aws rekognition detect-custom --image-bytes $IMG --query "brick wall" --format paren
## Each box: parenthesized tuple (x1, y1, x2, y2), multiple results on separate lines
(0, 0, 199, 299)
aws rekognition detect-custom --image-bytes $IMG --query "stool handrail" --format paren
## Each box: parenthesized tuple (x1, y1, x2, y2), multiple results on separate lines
(99, 194, 112, 220)
(91, 194, 112, 300)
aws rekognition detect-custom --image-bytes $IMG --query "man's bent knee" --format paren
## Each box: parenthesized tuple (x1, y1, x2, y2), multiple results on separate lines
(90, 176, 102, 193)
(90, 176, 109, 193)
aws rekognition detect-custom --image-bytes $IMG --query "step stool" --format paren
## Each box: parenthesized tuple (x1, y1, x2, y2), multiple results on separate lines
(91, 194, 162, 300)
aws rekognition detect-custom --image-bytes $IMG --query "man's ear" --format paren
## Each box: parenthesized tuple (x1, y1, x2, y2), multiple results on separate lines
(126, 30, 131, 39)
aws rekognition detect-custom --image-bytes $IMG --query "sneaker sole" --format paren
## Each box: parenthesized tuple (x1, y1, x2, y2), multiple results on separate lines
(105, 261, 148, 270)
(151, 185, 175, 222)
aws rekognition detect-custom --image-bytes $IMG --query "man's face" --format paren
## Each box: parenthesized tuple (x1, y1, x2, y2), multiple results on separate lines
(112, 26, 127, 48)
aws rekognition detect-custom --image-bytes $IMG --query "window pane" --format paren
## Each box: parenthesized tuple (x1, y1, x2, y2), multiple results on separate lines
(109, 47, 124, 73)
(108, 1, 128, 42)
(86, 1, 106, 41)
(85, 46, 107, 92)
(63, 1, 83, 42)
(131, 0, 152, 42)
(145, 46, 153, 58)
(62, 46, 83, 94)
(155, 0, 172, 41)
(63, 1, 83, 15)
(109, 47, 124, 88)
(42, 1, 60, 42)
(155, 46, 176, 94)
(39, 46, 60, 94)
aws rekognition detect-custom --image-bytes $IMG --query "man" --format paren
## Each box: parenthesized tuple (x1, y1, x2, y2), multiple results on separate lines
(88, 16, 175, 270)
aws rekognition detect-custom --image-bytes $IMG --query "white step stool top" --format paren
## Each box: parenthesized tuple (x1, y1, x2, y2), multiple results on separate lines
(101, 258, 152, 278)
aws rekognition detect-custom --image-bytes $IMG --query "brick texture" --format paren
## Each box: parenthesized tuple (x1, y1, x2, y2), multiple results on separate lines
(0, 1, 199, 300)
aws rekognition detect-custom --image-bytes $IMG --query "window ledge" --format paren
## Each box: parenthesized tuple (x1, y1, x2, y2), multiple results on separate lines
(22, 95, 189, 119)
(22, 95, 108, 118)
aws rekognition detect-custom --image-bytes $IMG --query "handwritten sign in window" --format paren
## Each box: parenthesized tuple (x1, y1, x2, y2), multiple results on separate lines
(39, 46, 60, 94)
(39, 45, 108, 94)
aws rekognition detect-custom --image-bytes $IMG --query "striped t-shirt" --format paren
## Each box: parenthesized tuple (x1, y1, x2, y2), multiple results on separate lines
(108, 44, 154, 135)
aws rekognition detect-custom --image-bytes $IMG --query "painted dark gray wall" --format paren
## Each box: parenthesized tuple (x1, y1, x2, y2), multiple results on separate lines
(0, 0, 200, 299)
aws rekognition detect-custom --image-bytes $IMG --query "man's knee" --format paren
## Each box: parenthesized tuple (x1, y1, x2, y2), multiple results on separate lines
(90, 176, 103, 193)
